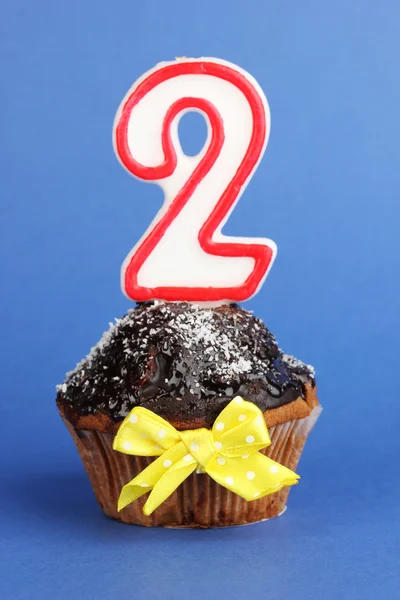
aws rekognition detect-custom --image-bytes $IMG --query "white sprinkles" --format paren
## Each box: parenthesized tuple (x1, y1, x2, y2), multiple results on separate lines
(57, 302, 315, 419)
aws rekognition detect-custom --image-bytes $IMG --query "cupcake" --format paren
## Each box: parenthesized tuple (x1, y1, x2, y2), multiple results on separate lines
(58, 57, 320, 527)
(57, 302, 320, 528)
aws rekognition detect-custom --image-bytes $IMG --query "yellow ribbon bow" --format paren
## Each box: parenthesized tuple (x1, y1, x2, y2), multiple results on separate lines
(113, 396, 299, 515)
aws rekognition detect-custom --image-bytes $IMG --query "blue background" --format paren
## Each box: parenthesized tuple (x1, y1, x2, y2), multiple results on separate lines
(1, 1, 399, 598)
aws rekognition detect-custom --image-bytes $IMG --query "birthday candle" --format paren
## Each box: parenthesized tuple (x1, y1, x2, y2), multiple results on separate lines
(113, 57, 276, 304)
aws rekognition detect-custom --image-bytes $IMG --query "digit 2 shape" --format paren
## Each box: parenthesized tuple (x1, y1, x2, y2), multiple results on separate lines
(114, 58, 277, 303)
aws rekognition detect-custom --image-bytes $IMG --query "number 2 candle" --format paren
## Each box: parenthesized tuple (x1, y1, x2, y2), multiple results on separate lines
(113, 57, 276, 304)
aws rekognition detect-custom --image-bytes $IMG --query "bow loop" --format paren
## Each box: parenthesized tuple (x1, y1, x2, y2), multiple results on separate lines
(211, 396, 271, 458)
(113, 406, 180, 456)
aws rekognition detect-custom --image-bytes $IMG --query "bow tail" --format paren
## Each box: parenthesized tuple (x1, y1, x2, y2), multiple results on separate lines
(206, 452, 300, 502)
(254, 453, 300, 497)
(143, 452, 197, 515)
(117, 442, 191, 513)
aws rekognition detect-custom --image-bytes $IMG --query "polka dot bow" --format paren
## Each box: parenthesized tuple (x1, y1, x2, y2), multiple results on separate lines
(113, 396, 299, 515)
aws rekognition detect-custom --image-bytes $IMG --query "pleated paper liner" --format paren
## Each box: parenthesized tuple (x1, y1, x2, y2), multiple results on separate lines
(61, 400, 320, 528)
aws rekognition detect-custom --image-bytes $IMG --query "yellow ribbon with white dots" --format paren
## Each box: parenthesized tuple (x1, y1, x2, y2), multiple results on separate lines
(113, 396, 299, 515)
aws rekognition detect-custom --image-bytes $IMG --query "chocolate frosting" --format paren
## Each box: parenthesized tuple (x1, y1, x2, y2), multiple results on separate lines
(57, 302, 315, 425)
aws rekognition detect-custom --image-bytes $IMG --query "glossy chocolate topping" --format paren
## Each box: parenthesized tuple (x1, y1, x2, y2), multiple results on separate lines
(57, 302, 315, 425)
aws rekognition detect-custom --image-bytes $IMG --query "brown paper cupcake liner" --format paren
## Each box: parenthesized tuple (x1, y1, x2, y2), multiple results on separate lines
(62, 402, 320, 528)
